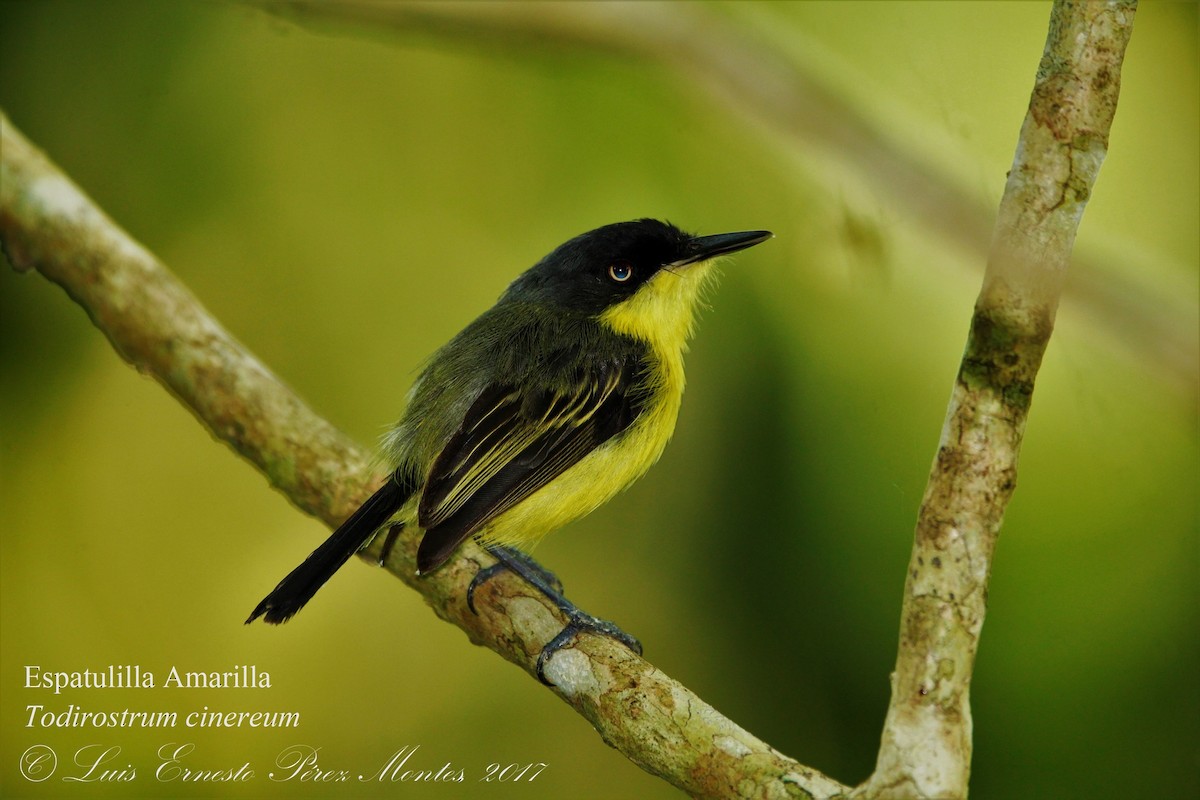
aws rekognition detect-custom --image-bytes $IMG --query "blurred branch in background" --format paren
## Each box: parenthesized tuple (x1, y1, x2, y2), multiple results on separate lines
(250, 0, 1195, 399)
(0, 111, 848, 799)
(859, 2, 1137, 797)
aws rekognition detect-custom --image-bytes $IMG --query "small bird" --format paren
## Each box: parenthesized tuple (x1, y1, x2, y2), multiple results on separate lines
(247, 219, 771, 673)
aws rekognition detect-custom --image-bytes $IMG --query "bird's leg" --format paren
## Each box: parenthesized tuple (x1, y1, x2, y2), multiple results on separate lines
(374, 523, 406, 567)
(468, 545, 642, 684)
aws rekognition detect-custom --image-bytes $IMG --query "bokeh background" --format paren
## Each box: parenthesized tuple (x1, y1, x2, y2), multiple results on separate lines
(2, 2, 1196, 798)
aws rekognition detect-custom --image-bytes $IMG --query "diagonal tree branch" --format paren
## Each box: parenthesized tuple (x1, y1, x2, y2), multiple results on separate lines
(856, 2, 1137, 797)
(0, 110, 848, 799)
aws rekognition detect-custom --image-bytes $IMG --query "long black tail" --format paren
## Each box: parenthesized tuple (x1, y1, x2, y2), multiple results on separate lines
(246, 474, 416, 625)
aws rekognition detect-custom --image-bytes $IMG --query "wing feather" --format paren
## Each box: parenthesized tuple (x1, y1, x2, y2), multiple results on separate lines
(414, 358, 644, 572)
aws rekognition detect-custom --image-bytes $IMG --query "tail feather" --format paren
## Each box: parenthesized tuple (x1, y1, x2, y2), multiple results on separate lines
(246, 475, 415, 625)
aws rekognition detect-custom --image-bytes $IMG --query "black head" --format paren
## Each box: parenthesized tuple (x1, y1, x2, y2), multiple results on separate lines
(500, 219, 771, 316)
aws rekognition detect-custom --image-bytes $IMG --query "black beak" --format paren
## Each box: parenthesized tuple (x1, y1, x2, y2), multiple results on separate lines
(673, 230, 773, 267)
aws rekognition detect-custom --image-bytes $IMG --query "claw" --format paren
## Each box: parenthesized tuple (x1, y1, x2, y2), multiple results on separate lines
(376, 523, 405, 567)
(534, 613, 643, 685)
(536, 624, 581, 684)
(467, 561, 507, 615)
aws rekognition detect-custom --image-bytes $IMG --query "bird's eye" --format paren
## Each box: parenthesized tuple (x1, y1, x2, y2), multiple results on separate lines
(608, 262, 633, 283)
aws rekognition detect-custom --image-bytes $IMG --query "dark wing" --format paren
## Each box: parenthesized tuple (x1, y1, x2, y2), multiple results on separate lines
(415, 358, 644, 572)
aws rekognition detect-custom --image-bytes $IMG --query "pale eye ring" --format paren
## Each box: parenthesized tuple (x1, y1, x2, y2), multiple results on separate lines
(608, 262, 633, 283)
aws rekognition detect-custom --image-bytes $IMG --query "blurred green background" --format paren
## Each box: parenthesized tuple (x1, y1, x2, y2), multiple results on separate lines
(1, 1, 1196, 798)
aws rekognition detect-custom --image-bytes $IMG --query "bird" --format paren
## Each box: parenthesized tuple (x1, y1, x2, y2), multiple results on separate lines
(246, 218, 771, 675)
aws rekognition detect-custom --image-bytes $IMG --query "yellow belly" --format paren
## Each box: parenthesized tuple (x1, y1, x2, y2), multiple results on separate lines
(479, 351, 683, 549)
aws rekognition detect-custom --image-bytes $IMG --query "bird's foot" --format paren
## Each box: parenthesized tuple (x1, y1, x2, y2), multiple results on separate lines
(468, 545, 642, 685)
(533, 608, 642, 684)
(467, 545, 563, 611)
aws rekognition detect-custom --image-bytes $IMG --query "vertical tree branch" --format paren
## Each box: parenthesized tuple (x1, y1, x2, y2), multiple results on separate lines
(858, 3, 1137, 798)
